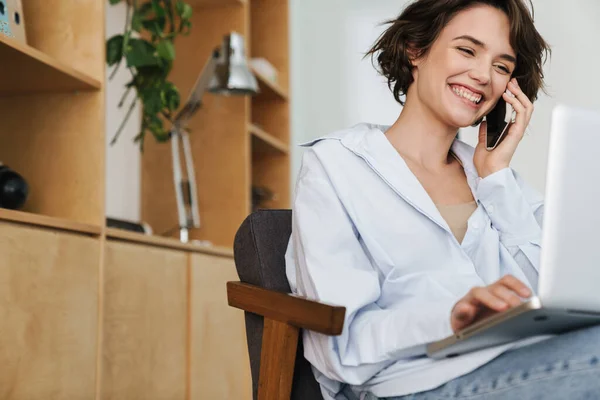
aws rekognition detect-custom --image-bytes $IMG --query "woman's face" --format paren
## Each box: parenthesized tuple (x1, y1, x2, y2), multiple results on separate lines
(410, 5, 516, 128)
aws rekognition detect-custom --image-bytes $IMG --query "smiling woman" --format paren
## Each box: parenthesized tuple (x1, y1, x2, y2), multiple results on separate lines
(281, 0, 600, 400)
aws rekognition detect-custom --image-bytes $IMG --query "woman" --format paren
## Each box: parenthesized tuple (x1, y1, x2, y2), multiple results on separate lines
(285, 0, 600, 399)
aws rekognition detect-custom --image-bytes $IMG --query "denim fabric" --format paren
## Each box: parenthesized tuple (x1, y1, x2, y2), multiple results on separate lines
(368, 324, 600, 400)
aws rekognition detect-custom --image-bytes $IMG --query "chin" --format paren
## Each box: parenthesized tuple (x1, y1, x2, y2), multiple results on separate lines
(446, 113, 480, 129)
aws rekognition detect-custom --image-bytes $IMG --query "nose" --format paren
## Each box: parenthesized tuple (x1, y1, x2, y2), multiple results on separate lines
(468, 63, 491, 86)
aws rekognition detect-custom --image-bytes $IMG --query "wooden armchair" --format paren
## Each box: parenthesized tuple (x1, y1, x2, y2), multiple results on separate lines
(226, 210, 346, 400)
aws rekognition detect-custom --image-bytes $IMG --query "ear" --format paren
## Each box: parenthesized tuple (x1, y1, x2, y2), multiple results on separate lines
(406, 43, 422, 67)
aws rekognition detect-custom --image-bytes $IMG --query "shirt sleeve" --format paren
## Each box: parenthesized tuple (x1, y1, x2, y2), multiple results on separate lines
(476, 168, 544, 284)
(288, 149, 458, 386)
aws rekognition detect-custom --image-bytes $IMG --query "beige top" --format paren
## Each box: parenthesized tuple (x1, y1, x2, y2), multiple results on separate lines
(435, 201, 478, 244)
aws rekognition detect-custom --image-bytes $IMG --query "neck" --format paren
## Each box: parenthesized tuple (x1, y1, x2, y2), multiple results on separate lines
(385, 90, 459, 171)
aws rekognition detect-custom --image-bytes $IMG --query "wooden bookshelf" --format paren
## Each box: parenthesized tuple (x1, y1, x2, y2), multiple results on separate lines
(0, 1, 253, 399)
(0, 0, 105, 227)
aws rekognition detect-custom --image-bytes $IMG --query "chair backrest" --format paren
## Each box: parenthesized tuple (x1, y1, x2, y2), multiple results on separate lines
(233, 209, 323, 400)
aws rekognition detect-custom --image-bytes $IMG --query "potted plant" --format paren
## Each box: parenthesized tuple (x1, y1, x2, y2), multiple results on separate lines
(106, 0, 193, 150)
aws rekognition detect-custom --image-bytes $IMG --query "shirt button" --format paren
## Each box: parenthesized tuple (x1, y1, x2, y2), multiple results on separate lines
(487, 205, 495, 214)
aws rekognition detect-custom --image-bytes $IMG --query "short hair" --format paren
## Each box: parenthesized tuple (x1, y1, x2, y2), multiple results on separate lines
(366, 0, 551, 105)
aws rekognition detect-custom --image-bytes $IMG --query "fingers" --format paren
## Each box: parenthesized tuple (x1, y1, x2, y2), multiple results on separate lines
(468, 286, 509, 311)
(490, 285, 523, 308)
(502, 78, 533, 140)
(508, 78, 534, 116)
(498, 275, 532, 298)
(477, 120, 487, 146)
(451, 301, 478, 332)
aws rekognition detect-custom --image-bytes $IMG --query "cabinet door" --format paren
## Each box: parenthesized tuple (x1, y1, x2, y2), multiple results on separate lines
(102, 241, 187, 400)
(190, 253, 252, 399)
(0, 221, 100, 399)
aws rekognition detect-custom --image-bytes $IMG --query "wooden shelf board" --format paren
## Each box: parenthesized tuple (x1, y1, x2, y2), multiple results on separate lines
(187, 0, 246, 8)
(0, 209, 102, 235)
(0, 35, 101, 95)
(105, 228, 234, 258)
(249, 123, 289, 155)
(251, 65, 288, 101)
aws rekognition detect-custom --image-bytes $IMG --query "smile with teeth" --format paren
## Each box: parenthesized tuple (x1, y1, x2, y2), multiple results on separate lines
(450, 85, 483, 104)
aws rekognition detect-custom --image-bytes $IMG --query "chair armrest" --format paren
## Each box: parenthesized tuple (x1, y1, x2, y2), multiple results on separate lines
(227, 281, 346, 335)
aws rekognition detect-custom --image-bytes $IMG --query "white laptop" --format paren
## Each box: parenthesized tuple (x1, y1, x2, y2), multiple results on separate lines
(427, 104, 600, 359)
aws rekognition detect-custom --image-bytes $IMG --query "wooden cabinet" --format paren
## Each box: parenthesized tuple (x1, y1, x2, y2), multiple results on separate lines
(190, 253, 252, 399)
(102, 240, 188, 400)
(0, 221, 100, 399)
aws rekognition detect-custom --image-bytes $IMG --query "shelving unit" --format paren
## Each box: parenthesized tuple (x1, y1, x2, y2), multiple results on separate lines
(141, 0, 291, 248)
(0, 1, 256, 398)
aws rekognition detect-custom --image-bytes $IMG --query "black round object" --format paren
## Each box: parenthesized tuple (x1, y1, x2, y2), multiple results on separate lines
(0, 165, 28, 210)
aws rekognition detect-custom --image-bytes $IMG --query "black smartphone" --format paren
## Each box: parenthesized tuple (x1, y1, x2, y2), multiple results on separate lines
(486, 97, 514, 150)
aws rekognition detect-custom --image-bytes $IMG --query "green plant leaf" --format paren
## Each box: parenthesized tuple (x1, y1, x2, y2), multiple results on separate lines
(176, 1, 193, 20)
(141, 87, 164, 115)
(136, 2, 153, 16)
(151, 0, 166, 18)
(126, 39, 160, 67)
(142, 18, 166, 37)
(131, 14, 143, 32)
(109, 0, 121, 5)
(156, 40, 176, 61)
(106, 35, 124, 66)
(162, 82, 180, 111)
(146, 114, 169, 142)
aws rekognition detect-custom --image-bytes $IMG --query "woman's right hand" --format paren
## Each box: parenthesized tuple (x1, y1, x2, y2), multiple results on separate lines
(450, 275, 532, 333)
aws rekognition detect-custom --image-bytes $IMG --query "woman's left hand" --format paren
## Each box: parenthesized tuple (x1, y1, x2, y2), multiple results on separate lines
(474, 78, 534, 178)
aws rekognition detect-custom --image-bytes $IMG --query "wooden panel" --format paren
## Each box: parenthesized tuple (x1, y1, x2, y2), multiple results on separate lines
(227, 282, 346, 335)
(102, 241, 187, 400)
(0, 35, 101, 95)
(190, 254, 252, 400)
(0, 209, 102, 235)
(106, 228, 234, 257)
(0, 91, 105, 225)
(22, 0, 105, 82)
(258, 319, 298, 400)
(142, 5, 250, 248)
(250, 0, 289, 90)
(249, 123, 289, 155)
(0, 221, 100, 399)
(252, 151, 291, 209)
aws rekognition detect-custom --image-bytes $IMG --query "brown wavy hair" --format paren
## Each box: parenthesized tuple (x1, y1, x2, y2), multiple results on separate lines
(366, 0, 551, 105)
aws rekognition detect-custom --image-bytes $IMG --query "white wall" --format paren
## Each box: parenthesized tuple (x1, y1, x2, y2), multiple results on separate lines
(290, 0, 600, 193)
(105, 2, 142, 221)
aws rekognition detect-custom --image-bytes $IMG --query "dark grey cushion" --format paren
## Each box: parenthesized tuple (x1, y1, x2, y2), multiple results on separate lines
(234, 210, 323, 400)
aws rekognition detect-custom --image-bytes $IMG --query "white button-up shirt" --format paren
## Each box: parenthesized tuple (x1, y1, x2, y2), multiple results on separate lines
(285, 123, 547, 399)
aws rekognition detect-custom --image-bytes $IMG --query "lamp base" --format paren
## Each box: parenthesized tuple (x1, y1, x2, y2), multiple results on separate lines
(179, 227, 190, 243)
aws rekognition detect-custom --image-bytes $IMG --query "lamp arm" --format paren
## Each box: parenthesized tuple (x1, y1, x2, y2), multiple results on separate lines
(173, 49, 220, 128)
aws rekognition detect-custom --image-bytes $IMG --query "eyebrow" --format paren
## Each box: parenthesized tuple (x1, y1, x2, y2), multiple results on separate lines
(453, 35, 517, 64)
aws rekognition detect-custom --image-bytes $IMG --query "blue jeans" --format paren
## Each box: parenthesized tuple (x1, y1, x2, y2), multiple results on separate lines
(369, 324, 600, 399)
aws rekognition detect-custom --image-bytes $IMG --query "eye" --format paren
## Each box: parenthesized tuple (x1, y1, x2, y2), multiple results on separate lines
(494, 64, 511, 74)
(458, 47, 475, 56)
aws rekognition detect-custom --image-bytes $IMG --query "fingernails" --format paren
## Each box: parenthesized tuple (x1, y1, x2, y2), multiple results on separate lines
(505, 88, 515, 98)
(520, 287, 532, 297)
(496, 301, 508, 309)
